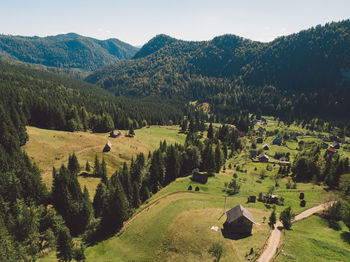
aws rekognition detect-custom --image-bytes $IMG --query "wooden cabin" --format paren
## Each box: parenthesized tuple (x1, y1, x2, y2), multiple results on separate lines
(224, 205, 256, 234)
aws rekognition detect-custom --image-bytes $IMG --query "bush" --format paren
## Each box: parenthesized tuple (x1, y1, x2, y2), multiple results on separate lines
(188, 185, 192, 191)
(208, 241, 225, 262)
(299, 192, 305, 199)
(300, 200, 306, 207)
(195, 186, 199, 191)
(280, 206, 295, 230)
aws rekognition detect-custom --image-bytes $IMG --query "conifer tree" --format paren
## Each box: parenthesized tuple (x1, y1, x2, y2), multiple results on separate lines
(207, 123, 214, 139)
(93, 182, 108, 218)
(101, 158, 108, 185)
(56, 227, 73, 262)
(165, 145, 181, 184)
(85, 160, 90, 172)
(68, 153, 80, 175)
(93, 155, 101, 178)
(215, 145, 223, 173)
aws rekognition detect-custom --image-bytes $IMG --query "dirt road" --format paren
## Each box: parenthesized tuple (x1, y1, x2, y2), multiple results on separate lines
(257, 202, 333, 262)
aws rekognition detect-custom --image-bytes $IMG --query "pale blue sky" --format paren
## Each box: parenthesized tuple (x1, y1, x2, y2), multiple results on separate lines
(1, 0, 349, 46)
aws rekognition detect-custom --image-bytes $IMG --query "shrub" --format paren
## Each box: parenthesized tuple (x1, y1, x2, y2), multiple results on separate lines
(195, 186, 199, 191)
(280, 206, 295, 230)
(188, 185, 192, 191)
(300, 200, 306, 207)
(208, 241, 225, 262)
(299, 192, 304, 200)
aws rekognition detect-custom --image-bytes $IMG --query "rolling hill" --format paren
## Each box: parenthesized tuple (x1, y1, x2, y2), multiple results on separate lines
(0, 33, 139, 77)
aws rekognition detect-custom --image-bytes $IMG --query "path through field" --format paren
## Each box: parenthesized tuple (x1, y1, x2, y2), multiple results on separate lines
(257, 202, 333, 262)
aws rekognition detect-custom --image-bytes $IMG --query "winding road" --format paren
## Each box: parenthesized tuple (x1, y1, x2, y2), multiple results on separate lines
(257, 202, 333, 262)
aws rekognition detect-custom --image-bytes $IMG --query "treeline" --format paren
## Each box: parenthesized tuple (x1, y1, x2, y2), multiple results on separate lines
(292, 144, 349, 189)
(0, 60, 184, 132)
(87, 20, 350, 129)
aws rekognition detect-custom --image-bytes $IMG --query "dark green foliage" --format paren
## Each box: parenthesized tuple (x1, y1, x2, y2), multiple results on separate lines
(269, 206, 277, 228)
(300, 200, 306, 207)
(280, 207, 295, 230)
(299, 192, 305, 200)
(93, 182, 108, 218)
(68, 153, 80, 175)
(72, 244, 86, 262)
(207, 123, 214, 139)
(188, 185, 192, 190)
(88, 21, 350, 128)
(226, 178, 240, 195)
(85, 160, 90, 172)
(165, 145, 181, 184)
(52, 164, 93, 236)
(208, 240, 224, 262)
(195, 186, 200, 191)
(56, 227, 73, 262)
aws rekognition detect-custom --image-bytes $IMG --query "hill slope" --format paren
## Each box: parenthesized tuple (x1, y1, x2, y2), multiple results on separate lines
(87, 20, 350, 123)
(0, 33, 139, 76)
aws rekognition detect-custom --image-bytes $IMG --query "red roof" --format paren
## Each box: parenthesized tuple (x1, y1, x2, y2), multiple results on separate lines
(238, 130, 246, 137)
(327, 148, 337, 153)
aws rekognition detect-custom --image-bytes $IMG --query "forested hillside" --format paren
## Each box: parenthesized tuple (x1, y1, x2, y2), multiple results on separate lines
(87, 20, 350, 125)
(0, 33, 139, 77)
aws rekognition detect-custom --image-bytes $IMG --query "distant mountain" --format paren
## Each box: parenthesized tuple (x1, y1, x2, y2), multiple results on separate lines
(87, 20, 350, 123)
(0, 33, 139, 77)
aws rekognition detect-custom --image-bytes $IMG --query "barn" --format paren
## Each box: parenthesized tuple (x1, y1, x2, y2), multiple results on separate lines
(110, 130, 121, 138)
(223, 205, 256, 234)
(191, 171, 208, 184)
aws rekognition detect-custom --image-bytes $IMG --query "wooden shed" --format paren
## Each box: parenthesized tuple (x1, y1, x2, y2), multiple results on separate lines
(110, 130, 121, 138)
(103, 141, 112, 152)
(191, 171, 208, 184)
(224, 205, 256, 234)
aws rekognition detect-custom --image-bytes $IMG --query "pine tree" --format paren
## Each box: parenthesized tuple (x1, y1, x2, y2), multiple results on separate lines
(68, 153, 80, 175)
(93, 182, 108, 218)
(279, 206, 294, 230)
(269, 206, 277, 228)
(128, 126, 135, 137)
(215, 145, 223, 173)
(85, 160, 90, 172)
(207, 123, 214, 139)
(56, 227, 73, 262)
(149, 150, 165, 192)
(165, 145, 181, 184)
(101, 158, 108, 185)
(93, 155, 101, 178)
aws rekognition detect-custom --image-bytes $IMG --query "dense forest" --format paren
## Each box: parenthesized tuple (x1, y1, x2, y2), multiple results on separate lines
(0, 33, 139, 77)
(0, 60, 184, 132)
(87, 20, 350, 126)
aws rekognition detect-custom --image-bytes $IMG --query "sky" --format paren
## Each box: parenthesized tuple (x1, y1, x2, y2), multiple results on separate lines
(1, 0, 350, 46)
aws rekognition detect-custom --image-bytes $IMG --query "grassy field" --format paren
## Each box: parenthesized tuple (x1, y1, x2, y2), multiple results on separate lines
(84, 192, 270, 262)
(275, 215, 350, 262)
(34, 119, 348, 261)
(23, 125, 185, 195)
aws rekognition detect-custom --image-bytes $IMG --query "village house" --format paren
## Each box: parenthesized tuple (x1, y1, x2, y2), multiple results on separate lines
(327, 148, 337, 154)
(223, 205, 256, 234)
(110, 130, 121, 138)
(258, 153, 269, 162)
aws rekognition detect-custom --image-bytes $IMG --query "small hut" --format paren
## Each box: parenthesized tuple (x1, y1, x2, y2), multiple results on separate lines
(103, 141, 112, 152)
(263, 144, 269, 150)
(110, 130, 121, 138)
(224, 205, 256, 234)
(191, 172, 208, 184)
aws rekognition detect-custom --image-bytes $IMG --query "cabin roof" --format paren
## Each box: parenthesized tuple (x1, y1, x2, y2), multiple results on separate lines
(226, 205, 256, 224)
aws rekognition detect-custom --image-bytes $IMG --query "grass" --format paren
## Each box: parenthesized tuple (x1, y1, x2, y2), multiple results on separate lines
(84, 192, 270, 262)
(275, 215, 350, 262)
(23, 125, 185, 196)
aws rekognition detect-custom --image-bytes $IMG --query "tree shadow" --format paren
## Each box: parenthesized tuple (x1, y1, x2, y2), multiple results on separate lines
(221, 228, 251, 240)
(341, 232, 350, 244)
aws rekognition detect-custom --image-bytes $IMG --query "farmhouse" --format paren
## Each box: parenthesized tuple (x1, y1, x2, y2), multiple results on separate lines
(263, 144, 269, 150)
(110, 130, 121, 138)
(103, 141, 112, 152)
(223, 205, 256, 234)
(258, 153, 269, 162)
(191, 171, 208, 184)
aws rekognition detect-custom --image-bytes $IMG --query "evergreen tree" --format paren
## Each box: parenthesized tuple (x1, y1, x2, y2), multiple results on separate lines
(101, 158, 108, 185)
(207, 123, 214, 139)
(93, 182, 108, 218)
(165, 145, 181, 184)
(93, 155, 101, 178)
(215, 145, 223, 173)
(85, 160, 90, 172)
(56, 227, 73, 262)
(149, 150, 165, 193)
(68, 153, 80, 176)
(279, 206, 294, 230)
(128, 126, 135, 137)
(269, 206, 277, 228)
